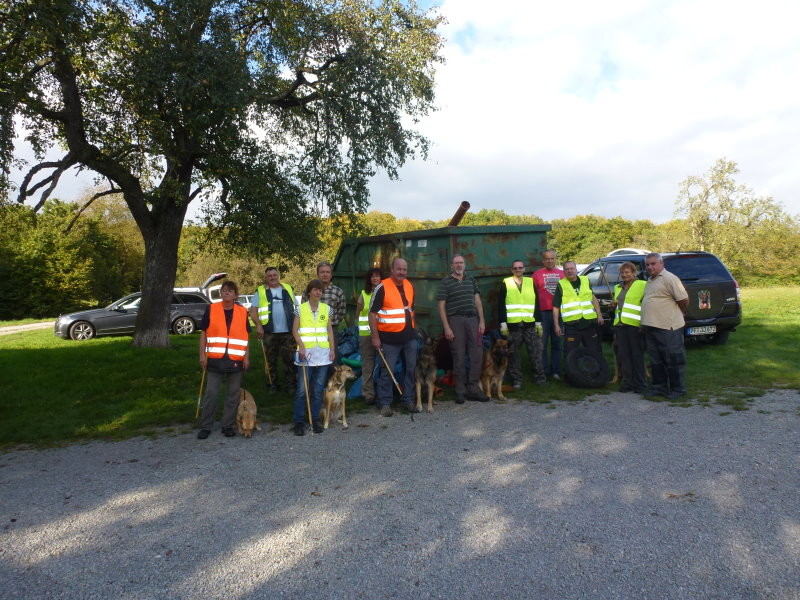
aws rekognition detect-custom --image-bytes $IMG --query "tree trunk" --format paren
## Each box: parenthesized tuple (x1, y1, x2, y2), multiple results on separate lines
(131, 203, 189, 348)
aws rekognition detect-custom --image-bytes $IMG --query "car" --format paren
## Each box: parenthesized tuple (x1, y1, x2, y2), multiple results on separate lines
(174, 272, 227, 301)
(54, 291, 210, 341)
(236, 294, 254, 309)
(579, 251, 741, 345)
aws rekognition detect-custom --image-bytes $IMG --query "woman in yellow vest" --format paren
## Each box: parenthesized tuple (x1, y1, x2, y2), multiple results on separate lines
(612, 262, 647, 393)
(354, 268, 383, 405)
(197, 280, 250, 439)
(291, 279, 335, 436)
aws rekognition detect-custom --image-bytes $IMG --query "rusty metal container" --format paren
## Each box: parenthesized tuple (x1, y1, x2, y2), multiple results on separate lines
(332, 224, 551, 333)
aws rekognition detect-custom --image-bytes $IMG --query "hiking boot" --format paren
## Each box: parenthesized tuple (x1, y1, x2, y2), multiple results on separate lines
(455, 396, 466, 404)
(380, 405, 393, 417)
(312, 420, 324, 433)
(467, 390, 490, 402)
(293, 422, 306, 436)
(222, 426, 236, 437)
(197, 429, 211, 440)
(404, 402, 420, 414)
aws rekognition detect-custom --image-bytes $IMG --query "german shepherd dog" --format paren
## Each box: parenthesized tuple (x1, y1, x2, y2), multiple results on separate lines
(321, 365, 356, 430)
(415, 330, 438, 413)
(236, 388, 260, 438)
(480, 338, 510, 400)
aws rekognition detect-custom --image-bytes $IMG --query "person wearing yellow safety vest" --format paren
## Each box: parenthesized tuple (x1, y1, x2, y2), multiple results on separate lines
(612, 262, 648, 394)
(552, 261, 604, 357)
(197, 280, 251, 439)
(354, 268, 383, 406)
(290, 279, 335, 436)
(498, 260, 546, 389)
(249, 267, 297, 395)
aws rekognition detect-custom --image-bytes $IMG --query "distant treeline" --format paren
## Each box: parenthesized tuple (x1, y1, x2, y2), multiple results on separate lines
(2, 195, 797, 320)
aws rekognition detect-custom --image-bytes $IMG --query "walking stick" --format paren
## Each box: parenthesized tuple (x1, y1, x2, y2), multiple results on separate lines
(301, 360, 314, 434)
(195, 367, 206, 419)
(377, 347, 404, 395)
(260, 340, 273, 386)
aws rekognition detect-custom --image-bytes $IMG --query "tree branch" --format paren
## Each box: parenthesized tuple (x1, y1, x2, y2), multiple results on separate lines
(64, 186, 121, 232)
(16, 153, 79, 211)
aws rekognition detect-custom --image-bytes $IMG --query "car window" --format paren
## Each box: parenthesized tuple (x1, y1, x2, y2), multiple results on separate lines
(584, 262, 623, 287)
(121, 297, 141, 309)
(177, 293, 208, 304)
(664, 255, 731, 282)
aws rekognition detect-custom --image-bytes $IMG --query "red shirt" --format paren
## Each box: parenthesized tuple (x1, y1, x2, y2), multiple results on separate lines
(532, 268, 565, 311)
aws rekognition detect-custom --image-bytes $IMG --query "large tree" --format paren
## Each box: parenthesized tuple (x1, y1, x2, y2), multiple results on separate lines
(1, 0, 443, 346)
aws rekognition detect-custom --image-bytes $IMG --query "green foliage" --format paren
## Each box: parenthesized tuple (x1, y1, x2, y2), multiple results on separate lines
(2, 0, 444, 346)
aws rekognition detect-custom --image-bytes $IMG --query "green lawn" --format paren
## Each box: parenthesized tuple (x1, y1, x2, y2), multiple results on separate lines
(1, 287, 798, 447)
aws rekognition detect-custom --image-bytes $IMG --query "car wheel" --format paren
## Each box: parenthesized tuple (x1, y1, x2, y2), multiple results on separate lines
(172, 316, 196, 335)
(711, 329, 730, 345)
(564, 347, 610, 388)
(69, 321, 95, 341)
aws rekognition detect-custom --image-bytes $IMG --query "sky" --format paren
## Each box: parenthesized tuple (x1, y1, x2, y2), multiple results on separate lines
(10, 0, 800, 224)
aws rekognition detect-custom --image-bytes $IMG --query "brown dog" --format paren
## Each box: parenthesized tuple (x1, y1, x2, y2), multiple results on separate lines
(415, 332, 438, 413)
(480, 338, 510, 400)
(321, 365, 356, 430)
(236, 388, 260, 438)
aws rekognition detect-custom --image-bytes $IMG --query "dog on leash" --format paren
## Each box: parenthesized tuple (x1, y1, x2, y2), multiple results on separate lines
(236, 388, 260, 438)
(415, 331, 438, 413)
(321, 365, 356, 430)
(480, 338, 510, 400)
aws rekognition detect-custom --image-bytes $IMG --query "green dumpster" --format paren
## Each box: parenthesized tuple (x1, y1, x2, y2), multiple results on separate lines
(332, 224, 551, 334)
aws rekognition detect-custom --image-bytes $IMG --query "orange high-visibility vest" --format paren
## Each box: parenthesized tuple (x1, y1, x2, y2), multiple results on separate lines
(376, 278, 414, 333)
(205, 303, 249, 360)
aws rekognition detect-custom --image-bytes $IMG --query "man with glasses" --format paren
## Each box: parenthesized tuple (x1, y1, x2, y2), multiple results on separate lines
(499, 260, 546, 389)
(641, 252, 689, 399)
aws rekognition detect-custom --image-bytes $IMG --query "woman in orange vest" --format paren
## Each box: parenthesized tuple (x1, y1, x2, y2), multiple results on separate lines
(197, 280, 250, 439)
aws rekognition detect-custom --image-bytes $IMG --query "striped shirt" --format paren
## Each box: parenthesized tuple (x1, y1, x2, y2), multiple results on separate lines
(437, 274, 480, 317)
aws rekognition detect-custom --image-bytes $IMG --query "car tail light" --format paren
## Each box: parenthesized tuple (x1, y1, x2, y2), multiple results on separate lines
(734, 279, 740, 302)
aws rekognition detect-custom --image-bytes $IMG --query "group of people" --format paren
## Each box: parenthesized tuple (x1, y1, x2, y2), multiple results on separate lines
(195, 250, 689, 439)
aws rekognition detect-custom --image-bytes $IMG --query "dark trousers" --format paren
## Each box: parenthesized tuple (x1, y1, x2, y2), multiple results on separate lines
(644, 326, 686, 396)
(376, 338, 417, 407)
(200, 369, 242, 430)
(263, 332, 296, 390)
(448, 315, 482, 397)
(540, 310, 562, 376)
(507, 326, 546, 385)
(293, 363, 330, 423)
(614, 325, 647, 393)
(563, 323, 600, 356)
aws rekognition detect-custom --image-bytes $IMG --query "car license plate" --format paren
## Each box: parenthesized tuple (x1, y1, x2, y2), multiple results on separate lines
(688, 325, 716, 335)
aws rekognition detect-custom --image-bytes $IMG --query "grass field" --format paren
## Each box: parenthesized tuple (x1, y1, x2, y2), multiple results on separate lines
(1, 287, 798, 447)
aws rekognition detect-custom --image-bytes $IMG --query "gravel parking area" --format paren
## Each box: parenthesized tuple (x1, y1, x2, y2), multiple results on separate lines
(1, 391, 798, 600)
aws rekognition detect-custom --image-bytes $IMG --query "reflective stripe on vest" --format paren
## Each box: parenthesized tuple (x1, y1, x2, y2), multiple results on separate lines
(503, 277, 536, 323)
(614, 280, 646, 326)
(256, 283, 295, 325)
(299, 302, 330, 348)
(376, 278, 414, 333)
(359, 290, 372, 336)
(205, 303, 249, 359)
(558, 277, 596, 322)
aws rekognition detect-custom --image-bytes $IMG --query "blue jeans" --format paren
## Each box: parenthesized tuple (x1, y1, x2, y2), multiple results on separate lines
(293, 363, 330, 423)
(376, 338, 417, 407)
(540, 310, 562, 376)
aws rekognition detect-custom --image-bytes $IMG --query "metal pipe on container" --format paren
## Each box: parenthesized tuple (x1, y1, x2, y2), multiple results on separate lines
(447, 201, 471, 227)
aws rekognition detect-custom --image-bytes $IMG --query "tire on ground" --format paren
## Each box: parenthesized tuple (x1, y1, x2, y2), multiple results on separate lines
(564, 347, 610, 388)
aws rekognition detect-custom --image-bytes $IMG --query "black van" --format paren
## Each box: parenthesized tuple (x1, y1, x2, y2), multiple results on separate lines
(579, 252, 741, 344)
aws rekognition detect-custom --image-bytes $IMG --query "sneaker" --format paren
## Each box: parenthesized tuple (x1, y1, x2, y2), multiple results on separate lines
(380, 405, 393, 417)
(552, 374, 561, 381)
(197, 429, 211, 440)
(222, 426, 236, 438)
(467, 390, 490, 402)
(293, 422, 306, 436)
(312, 420, 324, 433)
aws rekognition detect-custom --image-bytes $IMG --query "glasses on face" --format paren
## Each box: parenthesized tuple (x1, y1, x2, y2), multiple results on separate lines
(512, 266, 524, 270)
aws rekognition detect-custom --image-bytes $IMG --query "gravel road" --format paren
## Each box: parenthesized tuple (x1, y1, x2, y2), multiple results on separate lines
(1, 391, 798, 600)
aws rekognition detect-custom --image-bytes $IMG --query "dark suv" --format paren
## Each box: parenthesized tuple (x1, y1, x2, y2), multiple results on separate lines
(579, 251, 741, 344)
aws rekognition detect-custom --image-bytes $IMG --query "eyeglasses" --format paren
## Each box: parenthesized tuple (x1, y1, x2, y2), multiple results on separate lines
(512, 266, 524, 270)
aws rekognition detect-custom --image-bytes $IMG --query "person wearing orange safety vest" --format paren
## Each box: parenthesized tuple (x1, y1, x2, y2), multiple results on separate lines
(368, 258, 418, 416)
(552, 261, 604, 357)
(197, 280, 251, 439)
(249, 266, 297, 395)
(290, 279, 335, 436)
(498, 260, 546, 389)
(354, 268, 383, 406)
(612, 262, 647, 393)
